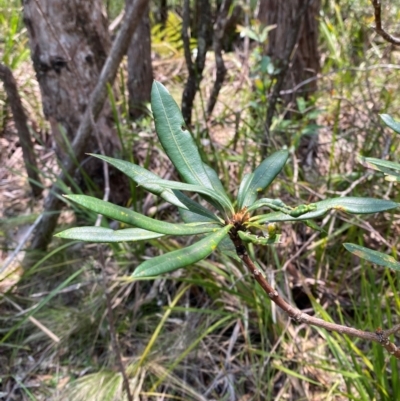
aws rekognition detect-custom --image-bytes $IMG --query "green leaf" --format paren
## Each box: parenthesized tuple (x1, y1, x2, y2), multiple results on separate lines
(362, 157, 400, 179)
(344, 243, 400, 271)
(380, 114, 400, 135)
(55, 227, 164, 242)
(252, 197, 398, 223)
(151, 82, 232, 211)
(145, 178, 234, 214)
(90, 154, 222, 221)
(89, 154, 189, 209)
(132, 224, 232, 277)
(236, 172, 254, 210)
(241, 150, 289, 208)
(151, 81, 213, 188)
(238, 230, 281, 245)
(65, 195, 221, 235)
(174, 191, 222, 222)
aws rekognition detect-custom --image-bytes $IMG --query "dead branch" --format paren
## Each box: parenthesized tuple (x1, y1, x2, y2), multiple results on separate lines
(371, 0, 400, 45)
(0, 63, 42, 197)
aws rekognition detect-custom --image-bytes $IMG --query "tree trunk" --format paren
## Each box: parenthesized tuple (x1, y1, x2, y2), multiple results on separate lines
(22, 0, 119, 162)
(258, 0, 320, 165)
(127, 2, 153, 119)
(258, 0, 320, 104)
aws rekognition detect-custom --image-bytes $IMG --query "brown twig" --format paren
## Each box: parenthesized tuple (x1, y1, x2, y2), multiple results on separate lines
(0, 63, 42, 197)
(229, 228, 400, 360)
(24, 0, 149, 255)
(263, 0, 314, 156)
(371, 0, 400, 45)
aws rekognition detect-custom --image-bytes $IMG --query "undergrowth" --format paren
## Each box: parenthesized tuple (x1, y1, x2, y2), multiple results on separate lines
(1, 1, 400, 400)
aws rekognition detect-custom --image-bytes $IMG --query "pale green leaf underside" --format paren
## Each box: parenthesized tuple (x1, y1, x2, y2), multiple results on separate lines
(344, 243, 400, 271)
(89, 154, 189, 209)
(132, 224, 232, 277)
(380, 114, 400, 135)
(55, 226, 164, 242)
(89, 154, 220, 222)
(362, 157, 400, 179)
(241, 150, 289, 208)
(65, 195, 221, 235)
(145, 179, 234, 214)
(236, 172, 254, 210)
(252, 197, 398, 223)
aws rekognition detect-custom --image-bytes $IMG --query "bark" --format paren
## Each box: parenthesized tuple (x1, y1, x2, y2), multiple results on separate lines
(22, 0, 149, 254)
(258, 0, 320, 103)
(22, 0, 119, 161)
(127, 2, 153, 119)
(0, 63, 42, 197)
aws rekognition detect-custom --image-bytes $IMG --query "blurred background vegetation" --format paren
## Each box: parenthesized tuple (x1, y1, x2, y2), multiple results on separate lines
(1, 0, 400, 399)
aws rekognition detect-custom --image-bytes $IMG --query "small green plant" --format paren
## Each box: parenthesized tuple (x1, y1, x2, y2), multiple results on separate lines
(56, 81, 400, 360)
(344, 114, 400, 271)
(57, 81, 396, 278)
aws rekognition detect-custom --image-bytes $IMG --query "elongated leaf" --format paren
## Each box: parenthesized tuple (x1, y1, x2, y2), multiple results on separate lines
(237, 172, 254, 209)
(151, 81, 213, 188)
(241, 150, 289, 208)
(174, 191, 222, 222)
(89, 154, 189, 209)
(252, 197, 398, 223)
(380, 114, 400, 135)
(55, 227, 164, 242)
(145, 178, 234, 214)
(344, 243, 400, 271)
(202, 163, 230, 203)
(132, 225, 232, 277)
(90, 154, 222, 221)
(65, 195, 221, 235)
(362, 157, 400, 178)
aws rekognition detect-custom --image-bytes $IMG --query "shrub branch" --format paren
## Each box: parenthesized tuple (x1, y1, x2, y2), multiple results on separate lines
(229, 228, 400, 360)
(371, 0, 400, 45)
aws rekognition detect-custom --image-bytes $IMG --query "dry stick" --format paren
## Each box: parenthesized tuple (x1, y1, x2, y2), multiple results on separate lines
(206, 0, 232, 118)
(263, 0, 314, 157)
(25, 0, 149, 255)
(0, 63, 42, 197)
(229, 230, 400, 360)
(371, 0, 400, 45)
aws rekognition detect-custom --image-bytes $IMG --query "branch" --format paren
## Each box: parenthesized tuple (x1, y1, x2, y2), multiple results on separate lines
(229, 231, 400, 360)
(0, 63, 42, 197)
(263, 0, 314, 156)
(24, 0, 149, 255)
(371, 0, 400, 45)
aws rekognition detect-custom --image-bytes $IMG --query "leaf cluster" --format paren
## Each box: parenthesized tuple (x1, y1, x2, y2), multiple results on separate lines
(56, 82, 398, 278)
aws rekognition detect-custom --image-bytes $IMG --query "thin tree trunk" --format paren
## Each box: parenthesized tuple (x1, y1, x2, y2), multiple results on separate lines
(258, 0, 320, 104)
(181, 0, 212, 126)
(127, 2, 153, 119)
(0, 63, 42, 197)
